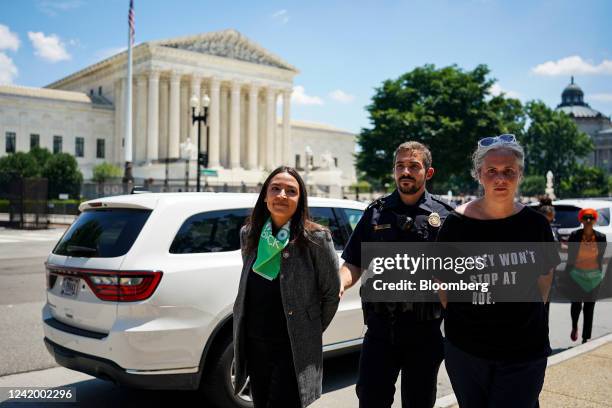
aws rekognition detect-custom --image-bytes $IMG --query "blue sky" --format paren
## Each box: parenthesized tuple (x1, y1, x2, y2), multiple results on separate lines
(0, 0, 610, 133)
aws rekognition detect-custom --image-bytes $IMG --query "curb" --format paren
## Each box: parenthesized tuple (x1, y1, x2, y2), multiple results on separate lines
(433, 333, 612, 408)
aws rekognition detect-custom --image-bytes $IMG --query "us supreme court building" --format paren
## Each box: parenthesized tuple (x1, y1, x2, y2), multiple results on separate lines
(0, 30, 357, 193)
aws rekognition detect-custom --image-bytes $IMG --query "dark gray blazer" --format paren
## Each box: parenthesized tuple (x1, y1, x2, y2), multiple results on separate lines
(233, 225, 340, 408)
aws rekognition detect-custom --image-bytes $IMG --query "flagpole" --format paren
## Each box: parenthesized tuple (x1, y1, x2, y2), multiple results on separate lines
(123, 0, 134, 187)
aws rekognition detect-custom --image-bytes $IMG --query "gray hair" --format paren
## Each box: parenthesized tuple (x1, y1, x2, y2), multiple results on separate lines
(471, 143, 525, 181)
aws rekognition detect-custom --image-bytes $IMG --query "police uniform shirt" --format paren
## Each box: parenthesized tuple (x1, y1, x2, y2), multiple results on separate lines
(341, 189, 454, 268)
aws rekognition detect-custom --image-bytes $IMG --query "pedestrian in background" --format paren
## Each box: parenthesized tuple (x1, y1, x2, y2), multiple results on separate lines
(537, 197, 559, 242)
(233, 166, 340, 408)
(436, 134, 560, 408)
(565, 208, 606, 344)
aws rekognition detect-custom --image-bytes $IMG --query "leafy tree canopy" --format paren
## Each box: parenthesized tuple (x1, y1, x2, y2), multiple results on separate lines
(42, 153, 83, 199)
(559, 165, 607, 198)
(357, 64, 524, 193)
(520, 101, 593, 183)
(92, 162, 123, 183)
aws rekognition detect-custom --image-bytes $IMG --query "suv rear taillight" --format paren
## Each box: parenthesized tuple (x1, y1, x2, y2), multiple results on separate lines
(46, 264, 162, 302)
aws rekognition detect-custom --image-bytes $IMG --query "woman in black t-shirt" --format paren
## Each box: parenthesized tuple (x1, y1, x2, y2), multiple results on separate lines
(436, 135, 560, 408)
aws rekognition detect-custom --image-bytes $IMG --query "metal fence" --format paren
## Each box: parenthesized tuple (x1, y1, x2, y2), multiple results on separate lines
(80, 180, 377, 200)
(2, 177, 49, 229)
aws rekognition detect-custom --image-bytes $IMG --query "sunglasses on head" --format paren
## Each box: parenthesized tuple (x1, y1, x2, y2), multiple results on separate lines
(478, 134, 517, 148)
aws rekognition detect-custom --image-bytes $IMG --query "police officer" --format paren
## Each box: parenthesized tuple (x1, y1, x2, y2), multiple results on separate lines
(340, 141, 454, 408)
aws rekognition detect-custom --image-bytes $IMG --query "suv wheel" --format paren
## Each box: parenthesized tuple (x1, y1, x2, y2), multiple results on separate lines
(202, 336, 252, 408)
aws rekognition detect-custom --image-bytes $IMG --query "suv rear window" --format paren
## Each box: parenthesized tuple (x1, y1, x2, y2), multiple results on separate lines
(53, 209, 151, 258)
(554, 205, 610, 228)
(170, 209, 249, 253)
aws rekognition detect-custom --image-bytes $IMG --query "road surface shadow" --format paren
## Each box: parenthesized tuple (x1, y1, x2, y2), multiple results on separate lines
(0, 352, 363, 407)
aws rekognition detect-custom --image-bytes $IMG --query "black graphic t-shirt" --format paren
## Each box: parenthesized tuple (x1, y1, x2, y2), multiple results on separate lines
(436, 206, 561, 361)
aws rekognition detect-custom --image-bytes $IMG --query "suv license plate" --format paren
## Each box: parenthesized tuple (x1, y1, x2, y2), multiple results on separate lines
(61, 277, 79, 298)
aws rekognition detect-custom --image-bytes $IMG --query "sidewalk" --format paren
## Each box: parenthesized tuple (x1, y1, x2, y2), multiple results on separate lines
(539, 341, 612, 407)
(441, 333, 612, 408)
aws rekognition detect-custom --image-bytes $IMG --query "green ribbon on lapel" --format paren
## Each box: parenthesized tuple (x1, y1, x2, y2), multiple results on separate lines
(252, 218, 290, 280)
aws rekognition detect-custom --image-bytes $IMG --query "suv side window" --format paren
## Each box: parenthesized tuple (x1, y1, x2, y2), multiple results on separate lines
(597, 208, 610, 226)
(170, 209, 249, 253)
(339, 208, 363, 233)
(309, 207, 345, 251)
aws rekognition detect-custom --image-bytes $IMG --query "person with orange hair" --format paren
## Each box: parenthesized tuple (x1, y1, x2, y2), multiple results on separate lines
(565, 208, 607, 344)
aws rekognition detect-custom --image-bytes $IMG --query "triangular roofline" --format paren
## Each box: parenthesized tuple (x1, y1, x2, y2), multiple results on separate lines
(47, 29, 297, 88)
(151, 29, 298, 73)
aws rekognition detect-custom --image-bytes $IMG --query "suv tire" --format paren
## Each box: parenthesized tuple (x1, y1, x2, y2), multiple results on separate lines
(202, 336, 252, 408)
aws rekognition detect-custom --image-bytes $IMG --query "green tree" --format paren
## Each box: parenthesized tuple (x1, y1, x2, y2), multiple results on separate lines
(559, 165, 607, 198)
(357, 64, 525, 192)
(521, 101, 593, 182)
(0, 152, 41, 194)
(519, 175, 546, 197)
(29, 147, 53, 167)
(42, 153, 83, 199)
(92, 162, 123, 183)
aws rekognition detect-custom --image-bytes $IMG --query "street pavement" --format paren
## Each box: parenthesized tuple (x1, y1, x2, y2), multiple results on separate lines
(1, 226, 611, 407)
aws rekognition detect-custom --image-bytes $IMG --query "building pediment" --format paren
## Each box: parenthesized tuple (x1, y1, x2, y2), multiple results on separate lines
(152, 29, 298, 72)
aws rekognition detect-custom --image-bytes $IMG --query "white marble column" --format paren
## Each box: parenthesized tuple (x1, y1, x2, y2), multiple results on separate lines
(208, 77, 221, 168)
(135, 75, 147, 162)
(258, 93, 266, 169)
(273, 91, 281, 165)
(247, 84, 259, 170)
(190, 76, 202, 151)
(220, 86, 229, 167)
(147, 70, 160, 161)
(168, 71, 181, 158)
(230, 80, 242, 169)
(159, 78, 168, 158)
(180, 81, 189, 144)
(282, 89, 292, 166)
(265, 87, 276, 170)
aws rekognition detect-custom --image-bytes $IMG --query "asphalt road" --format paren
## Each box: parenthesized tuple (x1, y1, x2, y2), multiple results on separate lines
(1, 226, 612, 407)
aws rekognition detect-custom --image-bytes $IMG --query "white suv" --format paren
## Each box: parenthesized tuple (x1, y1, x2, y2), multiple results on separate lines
(42, 192, 366, 407)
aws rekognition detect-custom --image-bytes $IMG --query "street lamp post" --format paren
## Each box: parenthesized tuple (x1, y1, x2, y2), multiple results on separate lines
(190, 93, 211, 192)
(180, 138, 196, 192)
(305, 145, 313, 195)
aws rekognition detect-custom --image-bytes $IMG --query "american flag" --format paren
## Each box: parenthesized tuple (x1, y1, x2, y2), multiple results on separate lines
(128, 0, 135, 44)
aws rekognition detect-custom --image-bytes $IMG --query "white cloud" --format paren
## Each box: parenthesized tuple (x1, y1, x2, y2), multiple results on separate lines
(590, 93, 612, 103)
(28, 31, 71, 62)
(38, 0, 84, 17)
(292, 86, 324, 106)
(329, 89, 355, 103)
(0, 52, 18, 84)
(489, 83, 521, 99)
(0, 24, 20, 51)
(532, 55, 612, 76)
(271, 9, 290, 24)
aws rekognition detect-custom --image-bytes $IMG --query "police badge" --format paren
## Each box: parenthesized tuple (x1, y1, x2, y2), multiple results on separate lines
(428, 212, 441, 227)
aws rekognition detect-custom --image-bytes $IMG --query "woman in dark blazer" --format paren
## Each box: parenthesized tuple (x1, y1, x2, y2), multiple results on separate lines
(564, 208, 607, 344)
(233, 166, 340, 408)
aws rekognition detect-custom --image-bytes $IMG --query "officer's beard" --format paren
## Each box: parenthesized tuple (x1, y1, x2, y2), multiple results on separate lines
(396, 176, 423, 195)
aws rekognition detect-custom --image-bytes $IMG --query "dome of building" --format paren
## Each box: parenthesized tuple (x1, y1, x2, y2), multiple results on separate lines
(556, 76, 605, 119)
(558, 76, 586, 107)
